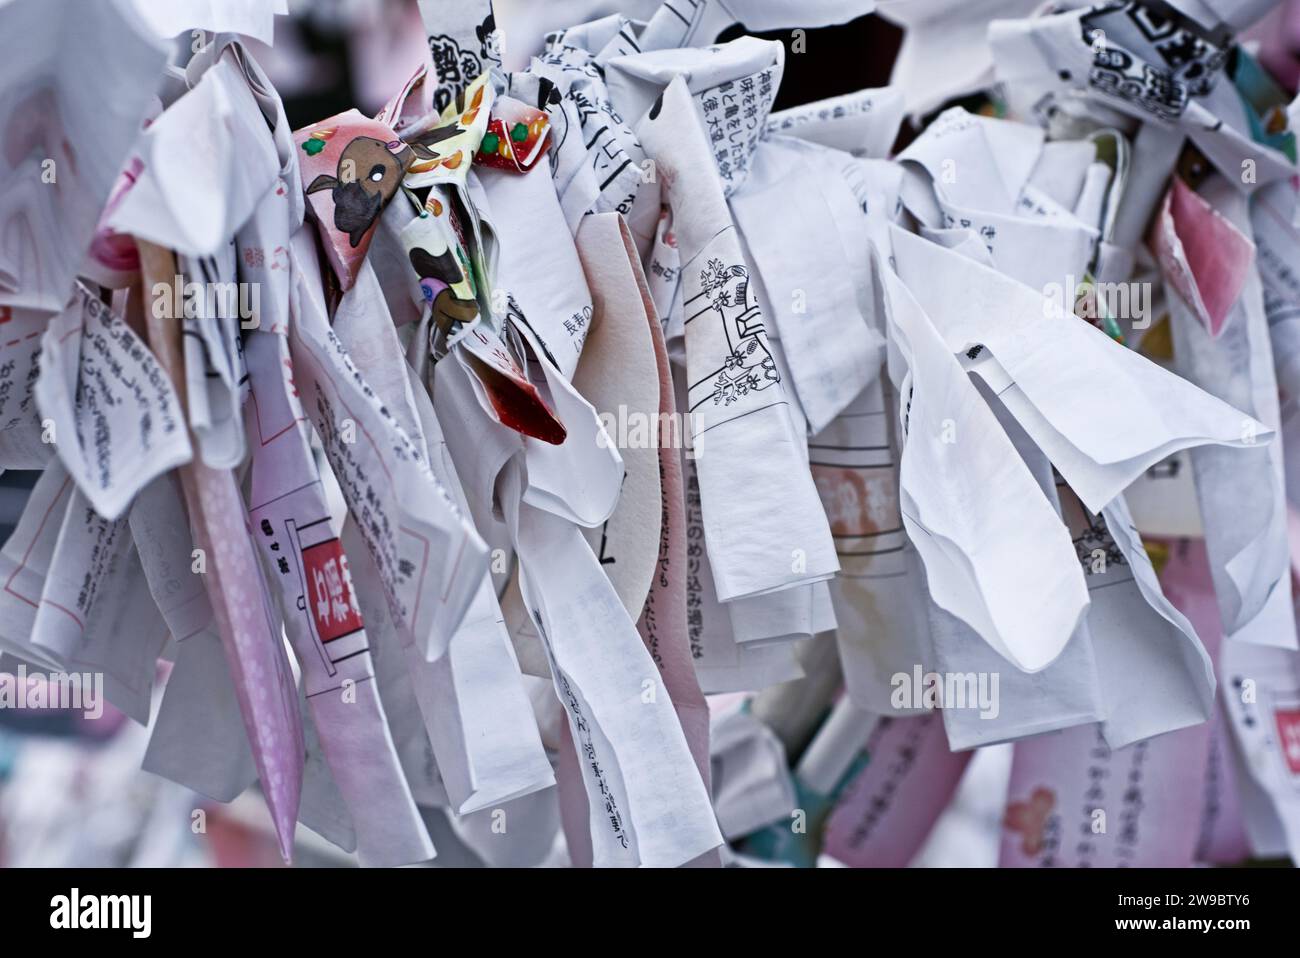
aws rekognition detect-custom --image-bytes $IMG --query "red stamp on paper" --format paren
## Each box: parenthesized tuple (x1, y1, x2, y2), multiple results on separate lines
(302, 539, 362, 643)
(1274, 706, 1300, 776)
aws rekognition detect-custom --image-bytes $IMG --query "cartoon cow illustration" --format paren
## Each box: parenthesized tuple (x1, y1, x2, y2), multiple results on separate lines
(305, 136, 436, 248)
(409, 245, 479, 335)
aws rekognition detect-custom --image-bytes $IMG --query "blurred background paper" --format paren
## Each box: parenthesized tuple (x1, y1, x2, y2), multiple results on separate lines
(0, 0, 166, 311)
(129, 0, 289, 48)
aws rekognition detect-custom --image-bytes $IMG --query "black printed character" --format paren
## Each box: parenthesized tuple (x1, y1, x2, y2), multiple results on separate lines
(477, 12, 502, 64)
(535, 76, 562, 111)
(429, 34, 483, 112)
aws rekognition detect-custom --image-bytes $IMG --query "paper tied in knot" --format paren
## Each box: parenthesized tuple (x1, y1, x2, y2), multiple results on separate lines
(991, 0, 1298, 187)
(1074, 0, 1232, 121)
(296, 110, 437, 290)
(402, 73, 494, 189)
(604, 36, 785, 197)
(399, 186, 483, 350)
(458, 324, 568, 445)
(475, 98, 552, 173)
(396, 183, 568, 445)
